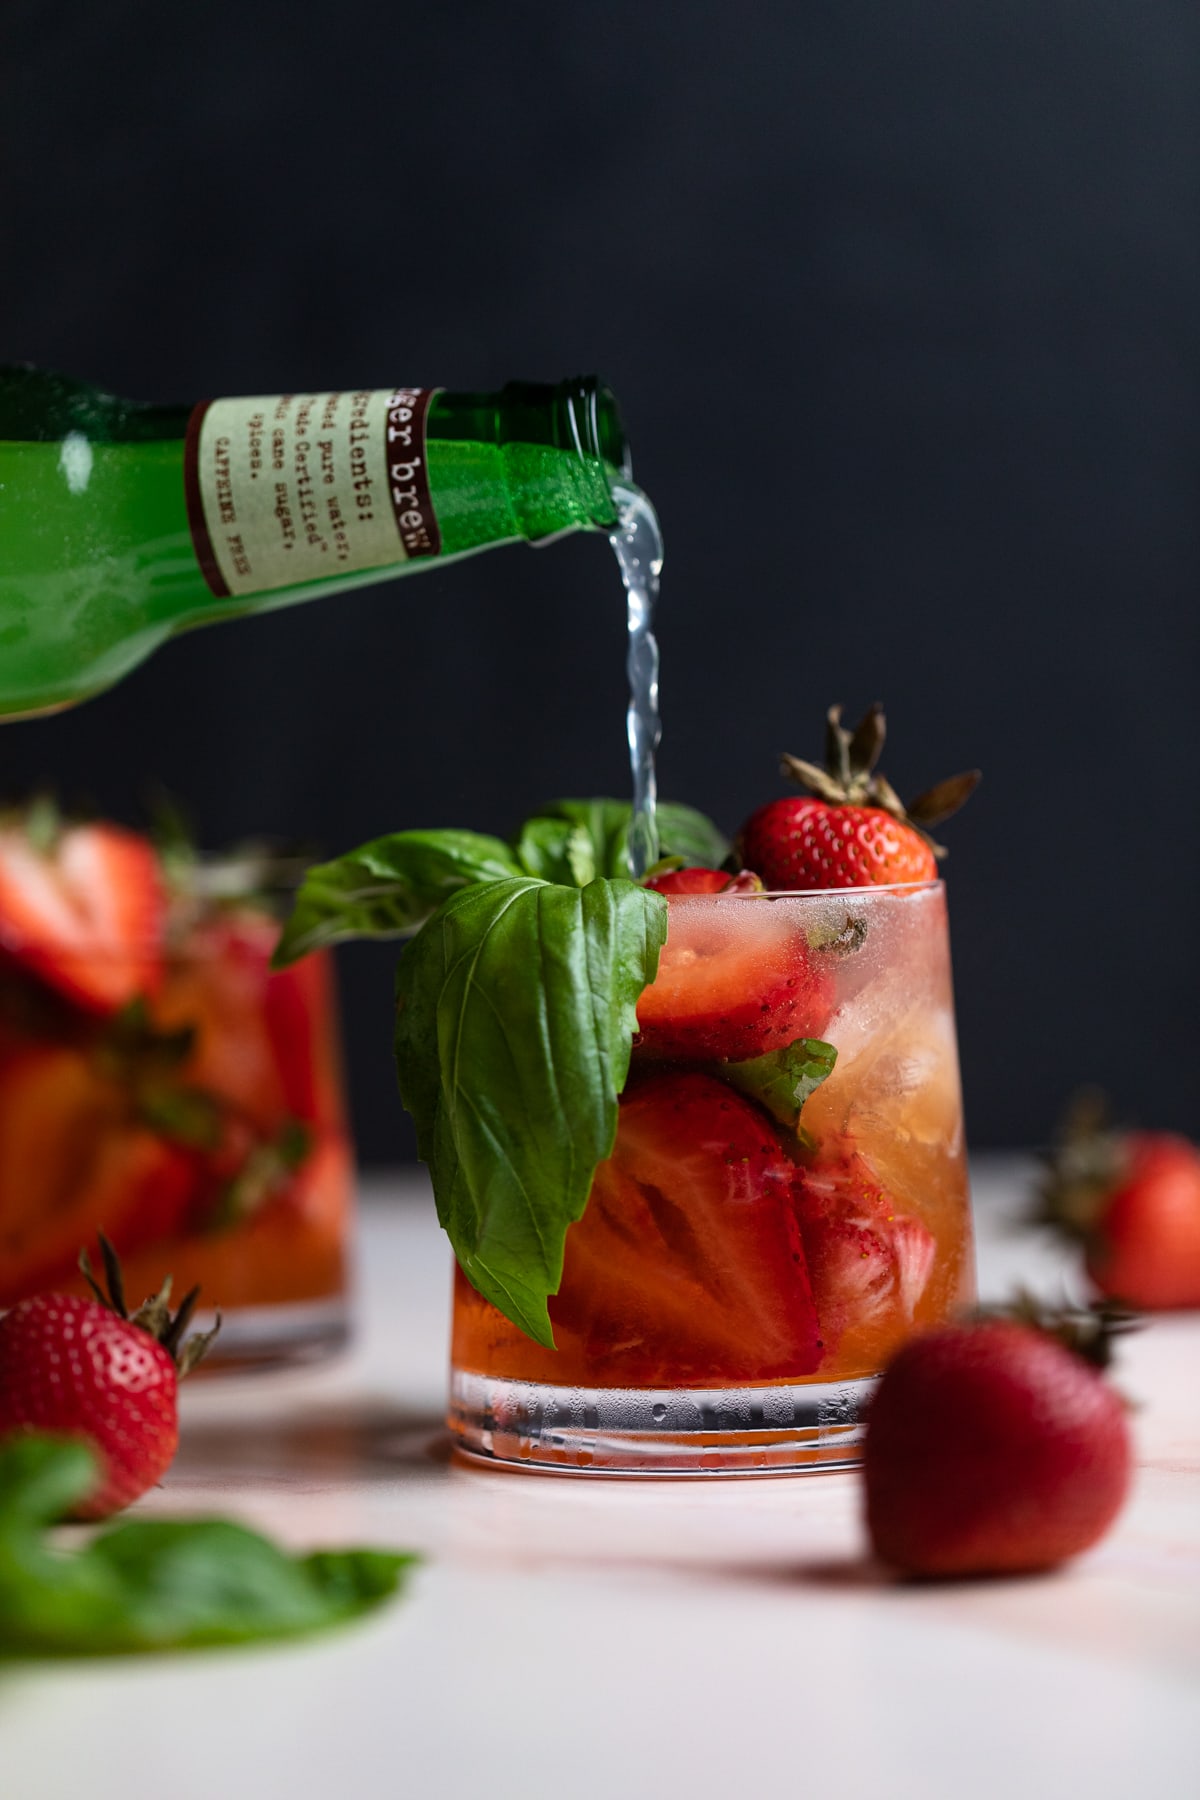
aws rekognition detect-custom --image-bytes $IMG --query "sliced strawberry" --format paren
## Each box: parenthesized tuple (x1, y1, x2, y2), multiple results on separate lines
(0, 1045, 198, 1306)
(794, 1144, 937, 1373)
(635, 896, 833, 1061)
(155, 907, 289, 1134)
(111, 1135, 353, 1311)
(0, 821, 165, 1012)
(549, 1070, 822, 1384)
(262, 948, 346, 1130)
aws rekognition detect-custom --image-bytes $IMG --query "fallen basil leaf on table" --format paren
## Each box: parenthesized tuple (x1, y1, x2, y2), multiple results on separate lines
(0, 1436, 415, 1656)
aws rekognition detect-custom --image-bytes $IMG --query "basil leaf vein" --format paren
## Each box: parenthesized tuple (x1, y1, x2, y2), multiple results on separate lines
(395, 875, 667, 1345)
(273, 829, 523, 964)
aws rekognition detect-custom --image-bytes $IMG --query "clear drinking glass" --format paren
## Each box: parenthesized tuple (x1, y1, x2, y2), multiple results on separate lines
(0, 904, 354, 1368)
(448, 881, 975, 1472)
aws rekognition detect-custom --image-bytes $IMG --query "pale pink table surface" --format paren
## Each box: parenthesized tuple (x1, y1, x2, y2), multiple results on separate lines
(4, 1157, 1197, 1799)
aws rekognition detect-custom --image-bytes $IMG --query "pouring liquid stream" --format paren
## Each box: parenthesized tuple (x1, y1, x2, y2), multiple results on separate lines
(609, 482, 663, 879)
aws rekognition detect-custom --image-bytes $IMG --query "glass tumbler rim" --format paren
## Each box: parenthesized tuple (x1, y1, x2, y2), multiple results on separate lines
(656, 878, 945, 903)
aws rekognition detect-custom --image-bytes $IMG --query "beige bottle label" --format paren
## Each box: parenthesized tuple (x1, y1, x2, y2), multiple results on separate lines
(183, 387, 441, 599)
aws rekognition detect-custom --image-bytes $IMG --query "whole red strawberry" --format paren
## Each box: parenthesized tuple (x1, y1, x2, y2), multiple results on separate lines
(864, 1299, 1133, 1578)
(0, 1237, 218, 1519)
(1037, 1095, 1200, 1310)
(736, 704, 979, 890)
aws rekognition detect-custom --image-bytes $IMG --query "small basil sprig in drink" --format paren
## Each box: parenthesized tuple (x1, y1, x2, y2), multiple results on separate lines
(719, 1037, 839, 1138)
(274, 798, 721, 1341)
(0, 1437, 413, 1656)
(515, 798, 730, 887)
(273, 799, 727, 963)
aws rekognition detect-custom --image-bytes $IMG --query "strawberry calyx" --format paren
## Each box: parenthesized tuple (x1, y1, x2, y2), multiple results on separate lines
(148, 787, 312, 931)
(971, 1290, 1138, 1374)
(779, 703, 980, 859)
(1033, 1089, 1131, 1244)
(78, 1233, 220, 1378)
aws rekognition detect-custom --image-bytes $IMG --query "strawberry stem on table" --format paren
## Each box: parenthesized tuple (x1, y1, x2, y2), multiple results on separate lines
(971, 1290, 1139, 1373)
(1033, 1089, 1127, 1241)
(78, 1233, 221, 1376)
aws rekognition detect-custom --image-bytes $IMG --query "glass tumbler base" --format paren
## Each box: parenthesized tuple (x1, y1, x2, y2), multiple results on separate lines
(448, 1369, 877, 1475)
(190, 1296, 350, 1374)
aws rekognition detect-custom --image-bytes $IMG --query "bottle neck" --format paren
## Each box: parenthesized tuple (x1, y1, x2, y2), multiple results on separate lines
(428, 378, 630, 541)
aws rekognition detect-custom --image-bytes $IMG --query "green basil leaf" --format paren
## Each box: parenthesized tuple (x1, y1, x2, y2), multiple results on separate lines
(513, 817, 597, 886)
(525, 798, 730, 880)
(0, 1437, 413, 1657)
(654, 801, 733, 870)
(719, 1037, 839, 1133)
(136, 1085, 225, 1149)
(532, 798, 636, 878)
(0, 1435, 94, 1528)
(394, 876, 668, 1345)
(273, 829, 523, 965)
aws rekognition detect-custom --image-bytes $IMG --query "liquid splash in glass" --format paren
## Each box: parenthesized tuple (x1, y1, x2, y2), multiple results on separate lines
(609, 483, 663, 879)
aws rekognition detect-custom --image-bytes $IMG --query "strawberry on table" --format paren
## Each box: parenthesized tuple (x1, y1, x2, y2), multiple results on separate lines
(0, 1236, 218, 1519)
(736, 703, 978, 891)
(0, 805, 165, 1012)
(1037, 1094, 1200, 1310)
(863, 1299, 1134, 1578)
(550, 1070, 823, 1384)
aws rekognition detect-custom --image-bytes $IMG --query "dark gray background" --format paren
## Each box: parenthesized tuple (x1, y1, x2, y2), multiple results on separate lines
(2, 2, 1197, 1159)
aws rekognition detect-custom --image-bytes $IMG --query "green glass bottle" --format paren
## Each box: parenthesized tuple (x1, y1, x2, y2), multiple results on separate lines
(0, 366, 630, 718)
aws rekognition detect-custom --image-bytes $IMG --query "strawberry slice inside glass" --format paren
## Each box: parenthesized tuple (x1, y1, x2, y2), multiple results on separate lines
(634, 896, 834, 1061)
(457, 1071, 824, 1388)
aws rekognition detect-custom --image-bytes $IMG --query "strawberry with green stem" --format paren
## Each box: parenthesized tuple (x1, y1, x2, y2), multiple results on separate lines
(1037, 1092, 1200, 1311)
(737, 703, 979, 890)
(0, 1234, 219, 1519)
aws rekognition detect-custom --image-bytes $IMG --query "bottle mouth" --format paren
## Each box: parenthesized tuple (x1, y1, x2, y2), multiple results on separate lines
(496, 377, 632, 535)
(561, 377, 632, 483)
